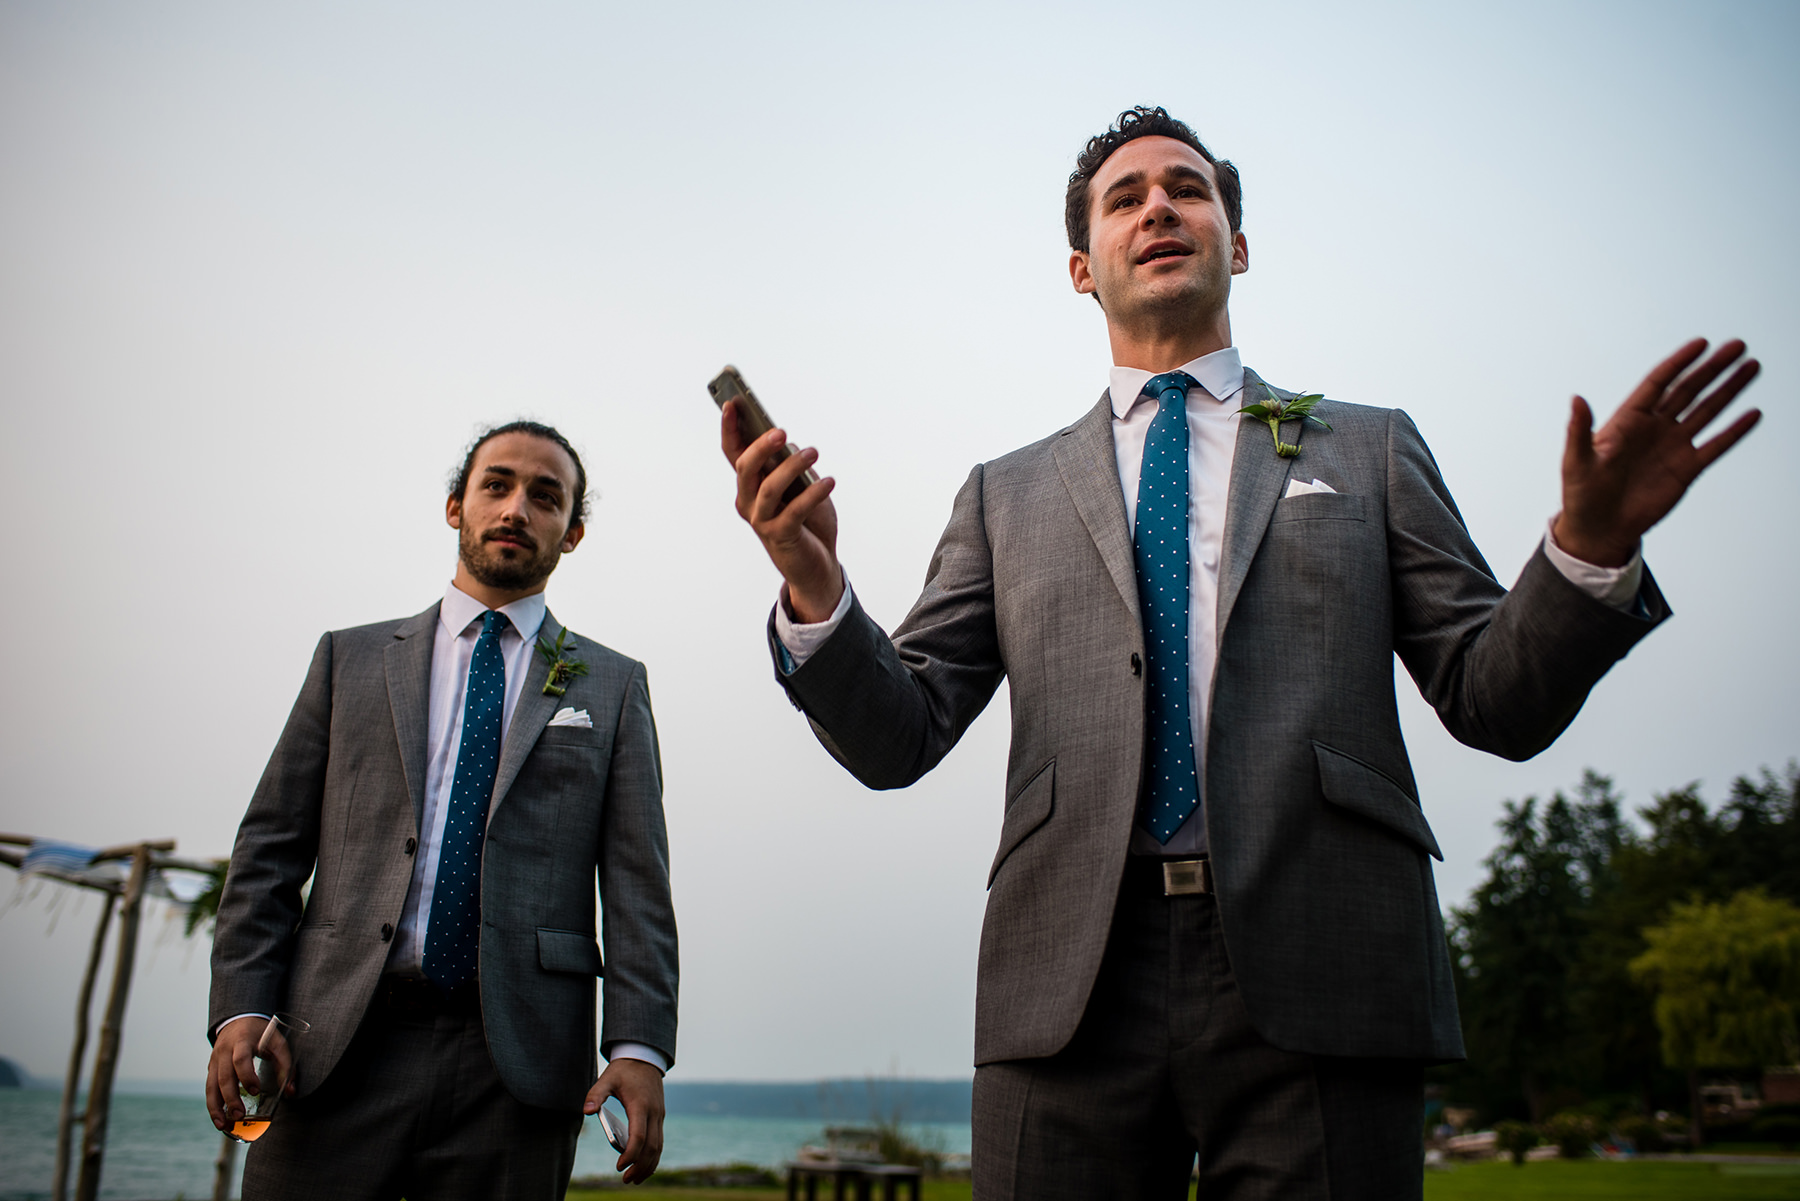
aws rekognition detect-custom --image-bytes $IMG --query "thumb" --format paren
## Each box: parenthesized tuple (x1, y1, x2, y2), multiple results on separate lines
(1564, 395, 1595, 475)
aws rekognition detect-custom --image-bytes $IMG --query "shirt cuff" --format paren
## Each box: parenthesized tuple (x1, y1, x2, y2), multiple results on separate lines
(1542, 518, 1644, 611)
(212, 1013, 270, 1041)
(772, 572, 855, 675)
(604, 1041, 669, 1074)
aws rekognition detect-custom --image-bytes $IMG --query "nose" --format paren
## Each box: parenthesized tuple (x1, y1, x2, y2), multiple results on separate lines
(497, 488, 532, 523)
(1140, 186, 1180, 226)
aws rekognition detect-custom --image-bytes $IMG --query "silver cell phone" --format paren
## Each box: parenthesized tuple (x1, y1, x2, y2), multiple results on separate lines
(708, 365, 819, 502)
(597, 1099, 629, 1153)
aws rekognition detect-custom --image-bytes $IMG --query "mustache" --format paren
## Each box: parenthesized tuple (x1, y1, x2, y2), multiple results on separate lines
(480, 527, 539, 552)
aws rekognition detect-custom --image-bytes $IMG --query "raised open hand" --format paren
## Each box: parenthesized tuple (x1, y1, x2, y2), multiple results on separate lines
(1552, 339, 1762, 567)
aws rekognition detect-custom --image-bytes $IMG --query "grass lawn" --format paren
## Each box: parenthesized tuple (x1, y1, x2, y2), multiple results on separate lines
(568, 1158, 1800, 1200)
(1424, 1158, 1800, 1199)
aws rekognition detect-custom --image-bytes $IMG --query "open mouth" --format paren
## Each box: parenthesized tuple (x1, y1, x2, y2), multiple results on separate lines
(1138, 241, 1192, 264)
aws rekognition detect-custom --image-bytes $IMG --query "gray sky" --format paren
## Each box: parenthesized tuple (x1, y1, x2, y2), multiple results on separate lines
(2, 1, 1795, 1086)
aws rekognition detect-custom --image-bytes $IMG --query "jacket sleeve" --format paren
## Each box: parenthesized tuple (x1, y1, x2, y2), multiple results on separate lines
(208, 633, 333, 1038)
(1386, 409, 1670, 760)
(596, 662, 679, 1066)
(773, 463, 1006, 790)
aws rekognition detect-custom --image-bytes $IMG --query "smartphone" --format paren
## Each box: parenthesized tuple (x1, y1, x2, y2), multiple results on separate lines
(597, 1099, 629, 1153)
(708, 365, 820, 503)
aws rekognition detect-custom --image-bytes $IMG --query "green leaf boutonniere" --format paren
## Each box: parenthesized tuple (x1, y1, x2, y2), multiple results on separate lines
(1237, 391, 1332, 458)
(536, 629, 588, 697)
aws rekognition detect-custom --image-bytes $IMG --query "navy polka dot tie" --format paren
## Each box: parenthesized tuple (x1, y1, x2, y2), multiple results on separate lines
(1134, 373, 1201, 844)
(423, 609, 510, 988)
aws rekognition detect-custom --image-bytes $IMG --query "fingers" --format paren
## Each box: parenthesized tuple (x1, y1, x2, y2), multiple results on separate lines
(1655, 339, 1749, 417)
(208, 1045, 246, 1128)
(749, 447, 823, 526)
(720, 400, 751, 465)
(1624, 339, 1708, 411)
(1563, 395, 1595, 475)
(1677, 357, 1761, 433)
(619, 1095, 647, 1178)
(626, 1110, 664, 1184)
(205, 1053, 233, 1129)
(233, 1037, 260, 1098)
(582, 1077, 608, 1116)
(1694, 407, 1763, 471)
(731, 427, 793, 520)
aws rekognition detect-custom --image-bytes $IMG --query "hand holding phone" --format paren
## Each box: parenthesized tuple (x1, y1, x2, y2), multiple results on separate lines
(713, 364, 845, 623)
(709, 366, 819, 504)
(596, 1098, 629, 1153)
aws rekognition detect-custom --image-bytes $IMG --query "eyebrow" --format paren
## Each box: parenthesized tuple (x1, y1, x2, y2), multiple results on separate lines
(481, 465, 567, 493)
(1099, 163, 1213, 205)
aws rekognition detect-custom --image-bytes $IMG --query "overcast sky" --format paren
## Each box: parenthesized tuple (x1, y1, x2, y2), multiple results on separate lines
(1, 1, 1795, 1088)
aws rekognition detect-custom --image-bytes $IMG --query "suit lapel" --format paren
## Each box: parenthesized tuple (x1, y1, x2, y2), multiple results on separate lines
(385, 604, 440, 834)
(1216, 369, 1302, 642)
(488, 611, 564, 824)
(1053, 392, 1141, 630)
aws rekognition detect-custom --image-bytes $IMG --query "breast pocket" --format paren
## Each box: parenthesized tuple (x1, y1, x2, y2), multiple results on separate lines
(1271, 493, 1366, 524)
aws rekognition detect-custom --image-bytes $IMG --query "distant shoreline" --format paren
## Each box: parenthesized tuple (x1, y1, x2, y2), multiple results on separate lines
(0, 1070, 978, 1121)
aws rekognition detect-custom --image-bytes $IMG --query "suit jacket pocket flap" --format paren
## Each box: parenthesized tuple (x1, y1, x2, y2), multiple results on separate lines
(1313, 741, 1442, 860)
(988, 759, 1055, 887)
(537, 927, 605, 977)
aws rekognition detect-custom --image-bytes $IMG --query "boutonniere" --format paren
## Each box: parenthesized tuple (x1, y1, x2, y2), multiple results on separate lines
(536, 629, 588, 697)
(1237, 391, 1331, 458)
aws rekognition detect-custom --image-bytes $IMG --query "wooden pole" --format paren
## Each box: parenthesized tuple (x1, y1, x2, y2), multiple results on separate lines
(73, 843, 154, 1201)
(52, 888, 117, 1201)
(211, 1129, 240, 1201)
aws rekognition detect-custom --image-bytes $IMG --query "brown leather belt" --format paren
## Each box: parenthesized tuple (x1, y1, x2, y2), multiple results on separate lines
(1124, 856, 1213, 897)
(375, 975, 481, 1018)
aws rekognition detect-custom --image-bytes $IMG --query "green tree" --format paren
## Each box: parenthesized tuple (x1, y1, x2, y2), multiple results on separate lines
(1630, 889, 1800, 1146)
(1448, 772, 1624, 1120)
(1441, 763, 1800, 1126)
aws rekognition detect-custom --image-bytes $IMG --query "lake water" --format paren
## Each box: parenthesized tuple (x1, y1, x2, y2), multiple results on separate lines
(0, 1090, 972, 1199)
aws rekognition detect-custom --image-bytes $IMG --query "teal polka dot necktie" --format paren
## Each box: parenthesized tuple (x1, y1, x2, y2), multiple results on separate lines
(424, 609, 511, 988)
(1134, 373, 1201, 844)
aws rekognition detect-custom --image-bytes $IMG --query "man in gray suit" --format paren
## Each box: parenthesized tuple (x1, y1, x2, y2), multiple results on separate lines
(721, 107, 1761, 1198)
(206, 421, 677, 1198)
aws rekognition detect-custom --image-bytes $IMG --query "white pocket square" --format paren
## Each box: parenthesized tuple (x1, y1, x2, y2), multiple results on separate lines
(1284, 477, 1338, 498)
(548, 707, 592, 729)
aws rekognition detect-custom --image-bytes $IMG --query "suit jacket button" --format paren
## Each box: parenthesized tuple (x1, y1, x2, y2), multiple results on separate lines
(404, 837, 417, 855)
(1130, 653, 1142, 676)
(380, 923, 394, 941)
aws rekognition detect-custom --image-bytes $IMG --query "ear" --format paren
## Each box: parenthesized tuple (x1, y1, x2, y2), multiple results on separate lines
(1069, 250, 1096, 296)
(560, 521, 585, 554)
(1230, 231, 1249, 276)
(446, 494, 463, 530)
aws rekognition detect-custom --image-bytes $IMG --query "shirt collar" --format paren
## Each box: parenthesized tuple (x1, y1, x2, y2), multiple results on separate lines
(1108, 345, 1245, 419)
(440, 581, 549, 643)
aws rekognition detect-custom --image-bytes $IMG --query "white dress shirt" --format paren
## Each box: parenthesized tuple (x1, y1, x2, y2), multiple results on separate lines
(387, 582, 549, 971)
(775, 349, 1643, 857)
(224, 581, 665, 1072)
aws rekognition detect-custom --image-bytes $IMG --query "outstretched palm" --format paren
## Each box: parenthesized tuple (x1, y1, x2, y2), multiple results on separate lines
(1554, 339, 1761, 568)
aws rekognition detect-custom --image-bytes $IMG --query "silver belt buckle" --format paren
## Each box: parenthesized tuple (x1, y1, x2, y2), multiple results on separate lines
(1162, 858, 1211, 896)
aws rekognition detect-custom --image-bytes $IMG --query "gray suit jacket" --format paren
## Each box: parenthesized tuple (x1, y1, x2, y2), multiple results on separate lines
(210, 604, 678, 1111)
(774, 372, 1666, 1065)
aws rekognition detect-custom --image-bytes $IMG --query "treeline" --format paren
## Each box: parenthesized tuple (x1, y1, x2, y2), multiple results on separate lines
(1436, 762, 1800, 1125)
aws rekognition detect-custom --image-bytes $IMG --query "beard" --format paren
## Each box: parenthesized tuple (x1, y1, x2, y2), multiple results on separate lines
(459, 524, 560, 592)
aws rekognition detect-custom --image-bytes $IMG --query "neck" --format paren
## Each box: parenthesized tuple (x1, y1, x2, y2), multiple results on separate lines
(1106, 308, 1232, 375)
(452, 567, 548, 612)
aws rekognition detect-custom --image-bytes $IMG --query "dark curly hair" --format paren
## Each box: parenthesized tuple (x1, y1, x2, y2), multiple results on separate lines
(448, 420, 590, 534)
(1064, 106, 1241, 253)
